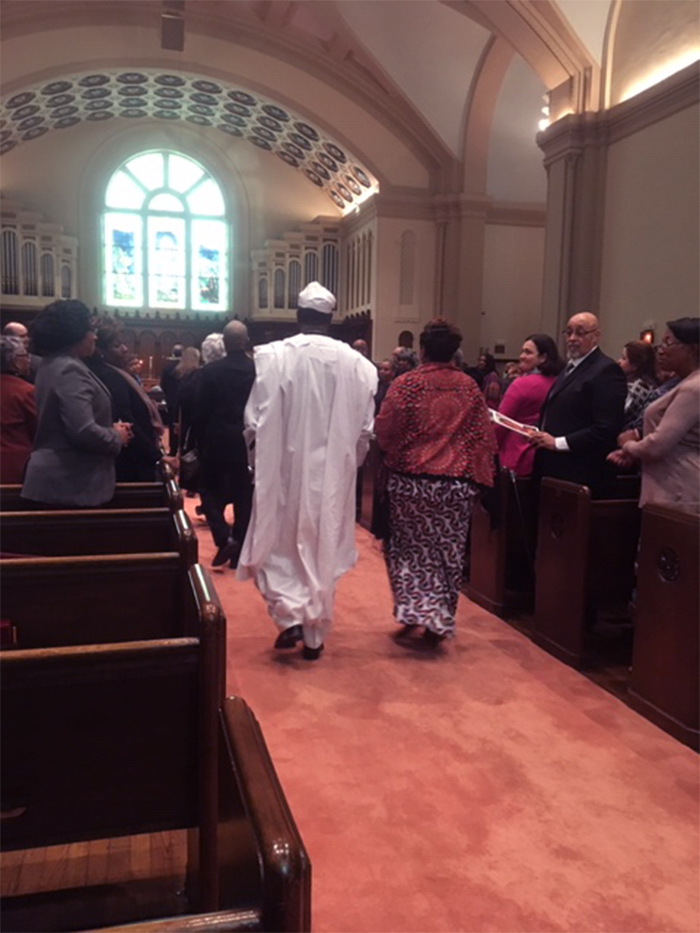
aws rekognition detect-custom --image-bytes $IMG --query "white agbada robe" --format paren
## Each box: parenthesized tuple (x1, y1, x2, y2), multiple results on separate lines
(237, 333, 378, 648)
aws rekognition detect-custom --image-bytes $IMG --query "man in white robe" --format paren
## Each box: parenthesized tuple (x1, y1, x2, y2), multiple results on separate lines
(237, 282, 378, 660)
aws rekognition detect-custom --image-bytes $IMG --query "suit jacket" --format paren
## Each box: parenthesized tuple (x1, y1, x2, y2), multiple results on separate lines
(86, 355, 162, 481)
(21, 354, 122, 506)
(192, 352, 255, 465)
(535, 347, 626, 493)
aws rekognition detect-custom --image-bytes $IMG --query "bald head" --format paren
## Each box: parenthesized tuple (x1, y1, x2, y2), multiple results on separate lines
(565, 311, 600, 360)
(3, 322, 28, 338)
(3, 322, 29, 350)
(223, 320, 248, 353)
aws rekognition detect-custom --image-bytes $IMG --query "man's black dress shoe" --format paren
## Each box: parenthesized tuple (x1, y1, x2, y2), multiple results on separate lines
(302, 644, 324, 661)
(212, 539, 237, 567)
(274, 625, 303, 649)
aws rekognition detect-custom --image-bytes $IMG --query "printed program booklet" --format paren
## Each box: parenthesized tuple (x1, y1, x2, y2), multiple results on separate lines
(488, 409, 538, 438)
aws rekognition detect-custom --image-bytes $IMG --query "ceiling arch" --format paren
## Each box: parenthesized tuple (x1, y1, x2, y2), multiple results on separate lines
(0, 68, 379, 214)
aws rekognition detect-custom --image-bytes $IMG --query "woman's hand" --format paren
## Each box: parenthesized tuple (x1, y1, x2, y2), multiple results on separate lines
(617, 428, 639, 446)
(114, 421, 134, 446)
(607, 448, 634, 468)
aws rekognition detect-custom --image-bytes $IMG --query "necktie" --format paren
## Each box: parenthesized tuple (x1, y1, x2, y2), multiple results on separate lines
(564, 361, 575, 377)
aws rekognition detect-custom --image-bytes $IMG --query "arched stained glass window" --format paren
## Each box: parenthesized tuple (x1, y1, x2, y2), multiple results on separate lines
(103, 151, 229, 312)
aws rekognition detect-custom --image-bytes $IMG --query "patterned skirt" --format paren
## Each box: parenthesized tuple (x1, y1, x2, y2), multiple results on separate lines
(384, 471, 478, 636)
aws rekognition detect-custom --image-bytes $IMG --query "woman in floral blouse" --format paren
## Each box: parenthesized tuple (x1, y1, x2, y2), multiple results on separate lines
(375, 318, 496, 647)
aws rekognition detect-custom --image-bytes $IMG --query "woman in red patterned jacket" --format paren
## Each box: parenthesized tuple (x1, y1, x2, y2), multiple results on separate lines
(375, 318, 496, 647)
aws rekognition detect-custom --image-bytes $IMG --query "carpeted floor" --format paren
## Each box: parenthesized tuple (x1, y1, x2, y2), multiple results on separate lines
(187, 500, 699, 933)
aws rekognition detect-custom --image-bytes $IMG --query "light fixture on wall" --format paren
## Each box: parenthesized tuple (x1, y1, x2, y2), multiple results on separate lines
(640, 328, 655, 345)
(162, 0, 185, 51)
(538, 94, 550, 133)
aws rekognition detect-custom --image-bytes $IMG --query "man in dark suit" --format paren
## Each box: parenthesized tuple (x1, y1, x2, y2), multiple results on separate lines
(192, 321, 255, 568)
(530, 312, 626, 495)
(160, 343, 183, 455)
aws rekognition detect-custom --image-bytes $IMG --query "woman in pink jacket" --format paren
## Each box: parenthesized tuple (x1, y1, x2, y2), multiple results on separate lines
(495, 333, 564, 477)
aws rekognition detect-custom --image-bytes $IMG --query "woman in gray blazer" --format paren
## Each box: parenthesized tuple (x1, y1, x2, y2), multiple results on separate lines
(21, 300, 132, 507)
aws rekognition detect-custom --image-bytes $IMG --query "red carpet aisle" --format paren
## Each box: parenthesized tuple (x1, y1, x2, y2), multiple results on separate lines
(186, 501, 699, 933)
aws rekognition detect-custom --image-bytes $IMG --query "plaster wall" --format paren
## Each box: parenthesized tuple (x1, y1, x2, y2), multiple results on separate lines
(610, 0, 700, 104)
(372, 216, 436, 361)
(481, 223, 546, 361)
(599, 102, 699, 354)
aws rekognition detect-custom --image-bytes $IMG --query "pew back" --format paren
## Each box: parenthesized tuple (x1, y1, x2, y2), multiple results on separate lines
(466, 469, 537, 616)
(0, 478, 183, 512)
(629, 504, 699, 750)
(1, 553, 200, 648)
(0, 507, 197, 565)
(533, 478, 640, 667)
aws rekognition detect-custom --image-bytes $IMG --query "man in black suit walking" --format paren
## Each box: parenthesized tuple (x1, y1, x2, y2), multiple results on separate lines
(529, 312, 626, 495)
(192, 321, 255, 568)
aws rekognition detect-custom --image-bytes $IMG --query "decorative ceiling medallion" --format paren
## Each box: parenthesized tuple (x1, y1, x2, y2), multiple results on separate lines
(54, 116, 81, 129)
(278, 151, 299, 167)
(192, 80, 222, 95)
(155, 74, 186, 86)
(155, 87, 184, 99)
(304, 168, 324, 187)
(288, 131, 312, 150)
(228, 90, 256, 106)
(7, 92, 36, 108)
(310, 161, 330, 180)
(318, 152, 338, 172)
(47, 94, 75, 107)
(83, 88, 111, 100)
(258, 115, 282, 133)
(352, 166, 371, 187)
(324, 142, 347, 163)
(329, 190, 345, 209)
(0, 69, 378, 212)
(249, 136, 272, 150)
(225, 102, 251, 117)
(262, 104, 289, 122)
(42, 81, 73, 95)
(79, 74, 110, 87)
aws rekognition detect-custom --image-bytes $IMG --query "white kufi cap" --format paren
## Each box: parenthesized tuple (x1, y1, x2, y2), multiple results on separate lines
(297, 281, 336, 315)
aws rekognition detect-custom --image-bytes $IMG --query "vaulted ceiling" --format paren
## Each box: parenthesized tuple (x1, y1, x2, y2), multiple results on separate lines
(0, 0, 626, 211)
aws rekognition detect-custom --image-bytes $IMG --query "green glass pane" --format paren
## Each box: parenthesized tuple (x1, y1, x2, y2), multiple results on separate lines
(187, 179, 225, 216)
(105, 171, 144, 209)
(126, 152, 164, 191)
(149, 192, 184, 212)
(191, 219, 227, 311)
(168, 154, 204, 193)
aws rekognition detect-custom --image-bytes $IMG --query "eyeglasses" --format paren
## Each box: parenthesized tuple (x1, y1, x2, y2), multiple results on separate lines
(659, 337, 682, 349)
(563, 327, 597, 338)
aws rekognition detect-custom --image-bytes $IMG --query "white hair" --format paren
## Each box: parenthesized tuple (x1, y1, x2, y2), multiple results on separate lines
(200, 333, 225, 364)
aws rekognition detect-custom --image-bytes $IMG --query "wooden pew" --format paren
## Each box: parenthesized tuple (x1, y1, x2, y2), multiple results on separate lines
(0, 459, 183, 513)
(465, 468, 537, 616)
(0, 507, 197, 566)
(0, 479, 183, 513)
(532, 478, 641, 668)
(0, 566, 310, 931)
(628, 504, 699, 751)
(0, 555, 203, 648)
